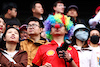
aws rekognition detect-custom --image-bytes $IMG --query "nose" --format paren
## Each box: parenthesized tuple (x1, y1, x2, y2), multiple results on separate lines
(29, 26, 34, 29)
(41, 7, 43, 10)
(0, 23, 3, 27)
(62, 6, 65, 9)
(11, 32, 15, 35)
(61, 5, 65, 9)
(41, 8, 44, 11)
(55, 24, 60, 28)
(24, 32, 28, 35)
(12, 33, 15, 35)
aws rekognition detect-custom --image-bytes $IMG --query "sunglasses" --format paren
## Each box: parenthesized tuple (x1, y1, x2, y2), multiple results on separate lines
(51, 23, 64, 28)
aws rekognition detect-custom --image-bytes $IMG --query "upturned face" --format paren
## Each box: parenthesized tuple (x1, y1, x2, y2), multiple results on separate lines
(54, 3, 65, 13)
(67, 8, 78, 18)
(32, 3, 44, 14)
(50, 24, 67, 36)
(4, 28, 19, 43)
(20, 29, 28, 40)
(27, 21, 42, 35)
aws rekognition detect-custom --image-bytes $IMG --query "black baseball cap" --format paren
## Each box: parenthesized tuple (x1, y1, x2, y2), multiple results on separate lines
(67, 5, 78, 11)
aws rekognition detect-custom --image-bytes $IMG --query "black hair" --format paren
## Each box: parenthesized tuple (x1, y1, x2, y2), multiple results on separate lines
(0, 15, 6, 23)
(26, 16, 44, 28)
(6, 18, 21, 27)
(31, 1, 42, 9)
(90, 28, 100, 35)
(0, 27, 20, 50)
(2, 2, 17, 14)
(53, 0, 64, 7)
(52, 0, 64, 13)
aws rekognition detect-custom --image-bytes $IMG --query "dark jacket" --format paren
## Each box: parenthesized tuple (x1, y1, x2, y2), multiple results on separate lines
(0, 48, 28, 67)
(69, 16, 86, 26)
(0, 15, 21, 26)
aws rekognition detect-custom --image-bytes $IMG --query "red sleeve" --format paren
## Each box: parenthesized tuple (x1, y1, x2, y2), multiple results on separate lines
(32, 46, 42, 66)
(72, 47, 80, 67)
(67, 46, 80, 67)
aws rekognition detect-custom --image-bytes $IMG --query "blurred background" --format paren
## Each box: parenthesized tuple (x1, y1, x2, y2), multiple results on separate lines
(0, 0, 100, 24)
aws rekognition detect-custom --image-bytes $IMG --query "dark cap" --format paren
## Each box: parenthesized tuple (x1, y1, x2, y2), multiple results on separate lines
(67, 5, 78, 11)
(19, 24, 27, 31)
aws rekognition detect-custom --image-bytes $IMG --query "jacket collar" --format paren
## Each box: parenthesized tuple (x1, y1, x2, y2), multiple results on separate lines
(0, 48, 7, 54)
(26, 37, 47, 46)
(15, 50, 26, 55)
(0, 48, 26, 55)
(73, 45, 92, 51)
(50, 40, 64, 47)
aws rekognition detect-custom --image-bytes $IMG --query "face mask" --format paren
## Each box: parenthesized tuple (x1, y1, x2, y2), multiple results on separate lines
(75, 31, 89, 41)
(90, 35, 99, 44)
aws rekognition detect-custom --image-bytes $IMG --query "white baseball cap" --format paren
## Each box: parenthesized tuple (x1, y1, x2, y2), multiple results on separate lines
(73, 24, 89, 35)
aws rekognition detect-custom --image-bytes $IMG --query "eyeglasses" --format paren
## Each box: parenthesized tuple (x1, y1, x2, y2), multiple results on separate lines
(15, 9, 17, 12)
(27, 24, 40, 28)
(58, 4, 66, 8)
(51, 23, 64, 28)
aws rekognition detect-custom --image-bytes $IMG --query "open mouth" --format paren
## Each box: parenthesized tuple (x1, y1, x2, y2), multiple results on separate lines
(29, 30, 33, 32)
(10, 36, 15, 39)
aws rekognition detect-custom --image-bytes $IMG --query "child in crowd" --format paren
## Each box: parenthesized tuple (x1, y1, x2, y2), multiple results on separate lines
(19, 24, 29, 41)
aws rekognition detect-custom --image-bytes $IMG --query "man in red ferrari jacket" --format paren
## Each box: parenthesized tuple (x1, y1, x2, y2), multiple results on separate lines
(32, 14, 80, 67)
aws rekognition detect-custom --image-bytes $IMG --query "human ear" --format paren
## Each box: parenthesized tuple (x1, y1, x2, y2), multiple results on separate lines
(3, 37, 6, 41)
(32, 8, 35, 12)
(53, 6, 56, 11)
(8, 9, 11, 14)
(40, 28, 43, 33)
(7, 25, 11, 28)
(65, 31, 68, 34)
(76, 12, 78, 17)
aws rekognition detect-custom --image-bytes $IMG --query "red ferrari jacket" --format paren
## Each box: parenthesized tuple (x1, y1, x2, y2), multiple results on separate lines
(32, 40, 80, 67)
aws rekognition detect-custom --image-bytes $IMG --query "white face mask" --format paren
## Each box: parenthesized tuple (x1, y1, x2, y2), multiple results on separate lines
(75, 31, 89, 41)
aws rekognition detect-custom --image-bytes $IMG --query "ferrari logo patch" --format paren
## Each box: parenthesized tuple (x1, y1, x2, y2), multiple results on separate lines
(68, 47, 72, 51)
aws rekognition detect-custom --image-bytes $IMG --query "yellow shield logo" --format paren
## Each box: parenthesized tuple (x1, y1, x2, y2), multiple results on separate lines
(46, 50, 55, 56)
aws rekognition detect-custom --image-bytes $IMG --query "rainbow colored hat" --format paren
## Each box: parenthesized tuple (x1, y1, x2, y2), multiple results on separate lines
(44, 13, 74, 41)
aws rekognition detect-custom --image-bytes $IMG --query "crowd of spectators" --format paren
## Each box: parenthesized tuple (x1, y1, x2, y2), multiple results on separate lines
(0, 1, 100, 67)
